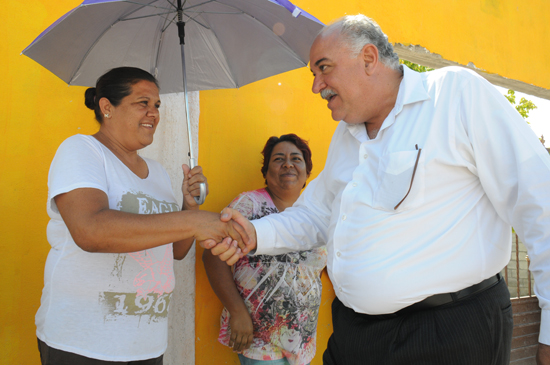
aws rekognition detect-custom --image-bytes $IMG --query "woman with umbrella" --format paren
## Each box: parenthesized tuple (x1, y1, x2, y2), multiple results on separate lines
(36, 67, 244, 364)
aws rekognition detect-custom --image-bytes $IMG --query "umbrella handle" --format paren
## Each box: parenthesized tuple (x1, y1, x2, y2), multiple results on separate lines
(189, 157, 206, 205)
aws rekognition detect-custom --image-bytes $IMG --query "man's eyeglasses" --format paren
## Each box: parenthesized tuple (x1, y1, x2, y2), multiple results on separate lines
(394, 144, 422, 210)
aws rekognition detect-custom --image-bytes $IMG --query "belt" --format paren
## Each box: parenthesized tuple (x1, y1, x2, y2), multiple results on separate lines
(377, 274, 502, 319)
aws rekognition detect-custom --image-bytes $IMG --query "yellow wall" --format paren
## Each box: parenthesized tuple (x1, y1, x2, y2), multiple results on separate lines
(2, 1, 96, 364)
(2, 0, 549, 364)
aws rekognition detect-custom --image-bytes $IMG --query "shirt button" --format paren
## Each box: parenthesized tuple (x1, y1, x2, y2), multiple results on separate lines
(352, 182, 357, 187)
(342, 215, 347, 221)
(339, 287, 343, 292)
(336, 251, 341, 257)
(363, 154, 368, 159)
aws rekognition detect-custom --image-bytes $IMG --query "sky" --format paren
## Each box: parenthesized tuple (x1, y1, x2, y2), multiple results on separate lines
(495, 86, 550, 147)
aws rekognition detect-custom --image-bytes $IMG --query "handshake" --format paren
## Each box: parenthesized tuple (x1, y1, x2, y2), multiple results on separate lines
(195, 208, 257, 265)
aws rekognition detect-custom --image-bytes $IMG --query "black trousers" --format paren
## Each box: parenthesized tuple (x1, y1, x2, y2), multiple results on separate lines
(323, 278, 513, 365)
(37, 339, 163, 365)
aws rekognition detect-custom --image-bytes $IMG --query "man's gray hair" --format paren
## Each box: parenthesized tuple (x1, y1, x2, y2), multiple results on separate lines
(322, 15, 401, 71)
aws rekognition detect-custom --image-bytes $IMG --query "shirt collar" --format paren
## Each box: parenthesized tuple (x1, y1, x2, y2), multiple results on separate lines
(394, 65, 431, 116)
(345, 65, 431, 141)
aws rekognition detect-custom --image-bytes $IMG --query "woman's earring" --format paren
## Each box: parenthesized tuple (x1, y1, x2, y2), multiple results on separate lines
(104, 113, 110, 118)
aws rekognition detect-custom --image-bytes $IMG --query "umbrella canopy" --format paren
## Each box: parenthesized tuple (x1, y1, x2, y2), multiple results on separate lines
(22, 0, 323, 204)
(22, 0, 323, 93)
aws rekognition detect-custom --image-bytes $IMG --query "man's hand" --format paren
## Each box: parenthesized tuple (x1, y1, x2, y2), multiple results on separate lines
(537, 343, 550, 365)
(200, 208, 257, 265)
(193, 211, 249, 251)
(228, 310, 254, 353)
(181, 164, 208, 210)
(220, 208, 257, 253)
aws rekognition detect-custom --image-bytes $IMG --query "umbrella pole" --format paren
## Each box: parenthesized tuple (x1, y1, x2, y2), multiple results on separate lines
(178, 1, 206, 204)
(180, 45, 194, 166)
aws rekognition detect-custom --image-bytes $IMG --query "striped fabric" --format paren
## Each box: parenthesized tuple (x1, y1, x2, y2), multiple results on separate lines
(323, 279, 513, 365)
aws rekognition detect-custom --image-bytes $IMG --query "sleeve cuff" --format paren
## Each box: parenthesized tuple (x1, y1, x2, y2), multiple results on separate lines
(251, 218, 277, 255)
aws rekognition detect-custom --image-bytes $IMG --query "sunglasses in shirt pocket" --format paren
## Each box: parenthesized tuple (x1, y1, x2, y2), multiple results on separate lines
(372, 148, 425, 212)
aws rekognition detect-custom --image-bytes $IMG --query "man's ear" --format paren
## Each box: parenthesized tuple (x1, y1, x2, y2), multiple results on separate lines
(361, 43, 379, 75)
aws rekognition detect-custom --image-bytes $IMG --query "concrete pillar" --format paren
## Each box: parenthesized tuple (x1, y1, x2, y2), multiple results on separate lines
(139, 91, 200, 365)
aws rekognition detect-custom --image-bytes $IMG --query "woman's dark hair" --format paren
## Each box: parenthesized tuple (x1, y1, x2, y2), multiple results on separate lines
(84, 67, 159, 123)
(261, 134, 313, 186)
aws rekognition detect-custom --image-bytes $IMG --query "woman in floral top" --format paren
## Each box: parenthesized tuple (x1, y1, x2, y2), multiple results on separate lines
(203, 134, 327, 365)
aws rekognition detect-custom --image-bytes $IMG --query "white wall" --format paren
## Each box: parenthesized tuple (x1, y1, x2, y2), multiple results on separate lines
(139, 91, 200, 365)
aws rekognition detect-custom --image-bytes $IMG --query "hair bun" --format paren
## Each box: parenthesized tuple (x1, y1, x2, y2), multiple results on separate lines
(84, 87, 97, 110)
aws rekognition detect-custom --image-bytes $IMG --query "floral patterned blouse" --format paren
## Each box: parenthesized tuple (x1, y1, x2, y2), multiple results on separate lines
(218, 188, 327, 365)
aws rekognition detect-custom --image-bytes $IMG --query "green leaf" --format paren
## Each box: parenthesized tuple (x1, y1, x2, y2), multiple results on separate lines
(399, 60, 537, 122)
(399, 59, 434, 73)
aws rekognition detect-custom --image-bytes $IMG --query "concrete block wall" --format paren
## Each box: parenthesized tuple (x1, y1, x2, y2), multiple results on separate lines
(510, 297, 541, 364)
(505, 234, 536, 298)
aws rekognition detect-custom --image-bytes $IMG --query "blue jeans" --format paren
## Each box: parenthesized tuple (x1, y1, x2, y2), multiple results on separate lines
(238, 354, 309, 365)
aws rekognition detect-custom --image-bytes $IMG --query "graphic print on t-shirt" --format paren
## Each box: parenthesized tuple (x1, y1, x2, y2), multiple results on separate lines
(117, 190, 179, 214)
(129, 245, 175, 299)
(100, 191, 179, 322)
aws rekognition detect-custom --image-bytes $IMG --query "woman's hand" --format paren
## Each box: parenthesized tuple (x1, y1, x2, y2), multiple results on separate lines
(173, 164, 208, 259)
(174, 211, 247, 260)
(229, 310, 254, 353)
(203, 249, 255, 353)
(201, 208, 257, 265)
(181, 164, 208, 210)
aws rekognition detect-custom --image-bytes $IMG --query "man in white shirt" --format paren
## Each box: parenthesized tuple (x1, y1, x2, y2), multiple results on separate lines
(204, 14, 550, 364)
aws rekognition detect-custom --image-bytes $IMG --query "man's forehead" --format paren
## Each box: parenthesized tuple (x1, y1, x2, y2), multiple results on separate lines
(309, 33, 343, 68)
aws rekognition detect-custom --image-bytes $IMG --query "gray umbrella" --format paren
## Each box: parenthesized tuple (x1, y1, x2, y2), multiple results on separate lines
(23, 0, 323, 203)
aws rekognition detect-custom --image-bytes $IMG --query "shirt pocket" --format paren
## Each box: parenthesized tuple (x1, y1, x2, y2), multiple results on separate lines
(372, 150, 425, 212)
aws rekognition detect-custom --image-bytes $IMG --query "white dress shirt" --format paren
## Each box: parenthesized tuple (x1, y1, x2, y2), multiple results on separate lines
(252, 65, 550, 344)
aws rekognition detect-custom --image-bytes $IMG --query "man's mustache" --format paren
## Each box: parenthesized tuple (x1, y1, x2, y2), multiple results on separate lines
(321, 89, 337, 100)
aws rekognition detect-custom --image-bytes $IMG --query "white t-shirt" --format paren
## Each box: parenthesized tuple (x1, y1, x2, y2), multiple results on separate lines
(36, 134, 179, 361)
